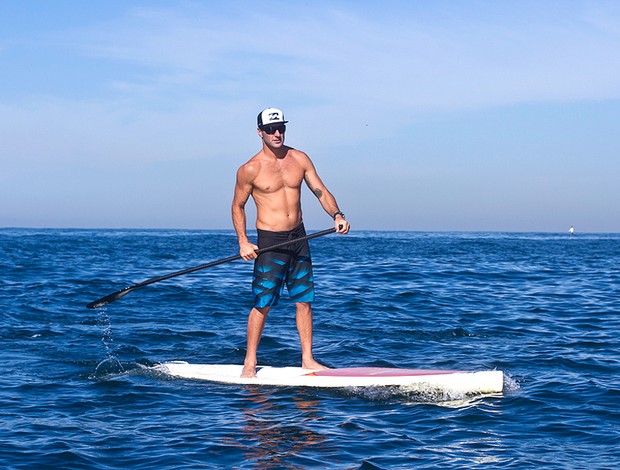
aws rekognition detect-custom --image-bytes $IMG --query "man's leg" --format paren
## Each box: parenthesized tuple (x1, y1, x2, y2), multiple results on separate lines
(295, 302, 328, 370)
(241, 306, 270, 378)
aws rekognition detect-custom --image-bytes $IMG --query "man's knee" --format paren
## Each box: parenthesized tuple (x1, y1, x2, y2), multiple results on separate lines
(252, 306, 270, 317)
(295, 302, 312, 314)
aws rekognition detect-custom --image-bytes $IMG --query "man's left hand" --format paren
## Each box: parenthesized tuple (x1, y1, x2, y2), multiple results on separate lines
(335, 218, 350, 234)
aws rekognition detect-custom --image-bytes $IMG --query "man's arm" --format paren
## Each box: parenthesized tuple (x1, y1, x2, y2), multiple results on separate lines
(232, 164, 260, 260)
(302, 154, 350, 234)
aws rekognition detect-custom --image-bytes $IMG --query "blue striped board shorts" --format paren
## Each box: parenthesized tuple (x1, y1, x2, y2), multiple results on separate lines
(252, 223, 315, 308)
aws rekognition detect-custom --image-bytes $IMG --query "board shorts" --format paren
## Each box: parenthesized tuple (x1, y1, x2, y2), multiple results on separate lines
(252, 223, 315, 308)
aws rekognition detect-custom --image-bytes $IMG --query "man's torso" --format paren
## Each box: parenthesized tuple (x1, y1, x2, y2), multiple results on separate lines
(249, 148, 307, 231)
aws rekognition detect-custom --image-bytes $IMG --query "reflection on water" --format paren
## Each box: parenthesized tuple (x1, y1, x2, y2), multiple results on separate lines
(238, 388, 327, 467)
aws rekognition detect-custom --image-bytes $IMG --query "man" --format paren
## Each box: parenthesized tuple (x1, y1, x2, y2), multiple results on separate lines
(232, 107, 350, 378)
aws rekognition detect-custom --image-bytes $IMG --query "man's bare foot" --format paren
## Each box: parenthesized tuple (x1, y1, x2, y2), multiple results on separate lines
(302, 358, 329, 371)
(241, 363, 257, 378)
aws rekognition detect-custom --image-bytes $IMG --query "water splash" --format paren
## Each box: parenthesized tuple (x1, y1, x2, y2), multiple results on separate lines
(331, 383, 505, 406)
(503, 373, 521, 393)
(91, 307, 125, 378)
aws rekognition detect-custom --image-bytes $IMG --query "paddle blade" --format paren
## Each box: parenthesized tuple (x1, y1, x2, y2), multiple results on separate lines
(86, 286, 133, 309)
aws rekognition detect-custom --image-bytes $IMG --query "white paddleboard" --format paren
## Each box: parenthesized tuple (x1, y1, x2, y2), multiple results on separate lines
(155, 362, 503, 395)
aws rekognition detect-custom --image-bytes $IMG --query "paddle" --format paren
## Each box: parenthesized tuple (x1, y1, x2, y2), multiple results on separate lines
(86, 227, 337, 309)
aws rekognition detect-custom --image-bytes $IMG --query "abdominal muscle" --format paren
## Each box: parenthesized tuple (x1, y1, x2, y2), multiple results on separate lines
(253, 186, 303, 232)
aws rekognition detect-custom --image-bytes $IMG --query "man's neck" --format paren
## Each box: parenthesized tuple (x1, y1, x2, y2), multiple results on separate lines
(263, 144, 288, 160)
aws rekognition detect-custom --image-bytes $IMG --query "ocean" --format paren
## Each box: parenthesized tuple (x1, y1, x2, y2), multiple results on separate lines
(1, 228, 618, 469)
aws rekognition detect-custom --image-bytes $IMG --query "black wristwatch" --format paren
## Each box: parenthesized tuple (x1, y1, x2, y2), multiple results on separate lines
(332, 211, 345, 220)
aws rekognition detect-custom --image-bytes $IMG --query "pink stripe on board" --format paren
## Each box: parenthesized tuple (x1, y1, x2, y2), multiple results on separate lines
(309, 367, 460, 377)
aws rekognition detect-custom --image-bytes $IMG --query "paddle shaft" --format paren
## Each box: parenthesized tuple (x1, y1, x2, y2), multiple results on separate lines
(86, 227, 337, 309)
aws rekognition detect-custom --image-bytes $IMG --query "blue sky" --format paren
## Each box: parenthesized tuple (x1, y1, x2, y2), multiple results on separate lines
(1, 0, 619, 232)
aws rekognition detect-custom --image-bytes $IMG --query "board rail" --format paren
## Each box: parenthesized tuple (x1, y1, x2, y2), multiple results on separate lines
(155, 362, 504, 395)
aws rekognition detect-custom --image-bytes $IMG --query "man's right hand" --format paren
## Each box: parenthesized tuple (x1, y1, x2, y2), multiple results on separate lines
(239, 241, 259, 261)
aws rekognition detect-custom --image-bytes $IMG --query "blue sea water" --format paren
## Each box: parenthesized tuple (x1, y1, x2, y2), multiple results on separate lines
(1, 228, 619, 469)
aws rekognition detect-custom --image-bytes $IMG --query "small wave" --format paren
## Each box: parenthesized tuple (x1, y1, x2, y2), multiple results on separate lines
(338, 383, 503, 406)
(89, 358, 152, 381)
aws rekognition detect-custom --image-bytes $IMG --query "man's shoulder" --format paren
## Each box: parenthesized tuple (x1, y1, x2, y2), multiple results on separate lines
(237, 154, 262, 180)
(287, 147, 304, 155)
(286, 147, 312, 164)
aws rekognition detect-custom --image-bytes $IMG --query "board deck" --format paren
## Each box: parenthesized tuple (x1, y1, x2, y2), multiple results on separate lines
(155, 362, 504, 394)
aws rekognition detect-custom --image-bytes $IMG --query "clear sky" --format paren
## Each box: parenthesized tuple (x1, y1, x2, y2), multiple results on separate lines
(1, 0, 619, 232)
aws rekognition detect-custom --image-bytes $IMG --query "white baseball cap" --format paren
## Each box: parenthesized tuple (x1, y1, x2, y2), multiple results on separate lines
(257, 107, 288, 127)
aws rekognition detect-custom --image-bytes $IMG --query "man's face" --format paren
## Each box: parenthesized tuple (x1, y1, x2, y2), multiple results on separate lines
(258, 124, 286, 148)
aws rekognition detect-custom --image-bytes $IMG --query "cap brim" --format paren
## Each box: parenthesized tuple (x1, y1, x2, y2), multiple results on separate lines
(259, 120, 288, 126)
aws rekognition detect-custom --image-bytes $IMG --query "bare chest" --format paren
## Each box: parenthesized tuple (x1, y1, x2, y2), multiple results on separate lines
(253, 159, 305, 194)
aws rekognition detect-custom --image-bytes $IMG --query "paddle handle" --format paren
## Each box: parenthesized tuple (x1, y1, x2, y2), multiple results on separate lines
(86, 227, 337, 309)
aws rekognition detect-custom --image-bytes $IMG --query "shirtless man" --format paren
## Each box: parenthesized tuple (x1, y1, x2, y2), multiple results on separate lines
(232, 107, 350, 378)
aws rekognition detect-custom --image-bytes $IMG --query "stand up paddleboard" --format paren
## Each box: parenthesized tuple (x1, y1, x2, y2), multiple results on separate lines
(155, 362, 503, 395)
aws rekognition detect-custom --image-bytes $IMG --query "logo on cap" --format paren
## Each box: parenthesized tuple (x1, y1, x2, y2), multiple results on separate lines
(258, 107, 288, 127)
